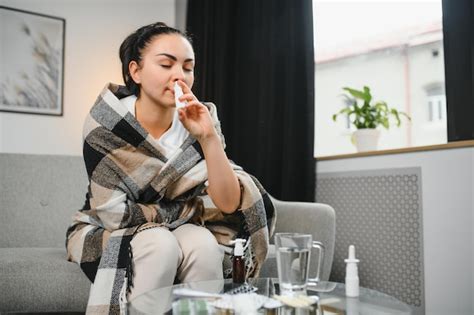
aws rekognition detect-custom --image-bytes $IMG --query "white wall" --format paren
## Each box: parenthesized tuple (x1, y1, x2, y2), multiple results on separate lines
(175, 0, 187, 32)
(317, 147, 474, 315)
(0, 0, 175, 155)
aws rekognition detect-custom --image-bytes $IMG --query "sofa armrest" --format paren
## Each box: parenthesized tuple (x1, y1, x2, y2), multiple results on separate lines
(260, 197, 336, 281)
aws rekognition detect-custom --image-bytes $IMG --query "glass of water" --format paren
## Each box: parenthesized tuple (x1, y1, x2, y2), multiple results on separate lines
(275, 233, 325, 295)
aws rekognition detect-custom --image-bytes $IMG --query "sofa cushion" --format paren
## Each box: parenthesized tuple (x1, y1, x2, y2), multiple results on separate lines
(0, 247, 90, 313)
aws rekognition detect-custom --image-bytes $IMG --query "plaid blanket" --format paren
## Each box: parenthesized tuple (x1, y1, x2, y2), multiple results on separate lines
(66, 83, 276, 314)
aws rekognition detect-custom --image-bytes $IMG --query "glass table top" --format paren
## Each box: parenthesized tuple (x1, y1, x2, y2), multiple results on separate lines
(128, 277, 413, 314)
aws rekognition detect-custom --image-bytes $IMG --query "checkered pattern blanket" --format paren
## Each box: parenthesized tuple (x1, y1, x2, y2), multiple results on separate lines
(65, 83, 275, 314)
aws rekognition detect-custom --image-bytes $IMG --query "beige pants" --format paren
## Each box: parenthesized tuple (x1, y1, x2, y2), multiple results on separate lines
(128, 223, 224, 300)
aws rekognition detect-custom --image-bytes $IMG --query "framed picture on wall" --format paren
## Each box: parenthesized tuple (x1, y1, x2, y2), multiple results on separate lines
(0, 6, 65, 116)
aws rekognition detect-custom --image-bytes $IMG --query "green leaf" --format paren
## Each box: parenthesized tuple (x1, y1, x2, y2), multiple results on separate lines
(332, 107, 354, 122)
(343, 87, 371, 102)
(363, 86, 372, 103)
(399, 111, 412, 121)
(375, 101, 388, 112)
(390, 109, 401, 126)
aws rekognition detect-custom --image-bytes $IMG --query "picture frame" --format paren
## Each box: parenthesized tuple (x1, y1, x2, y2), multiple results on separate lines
(0, 6, 65, 116)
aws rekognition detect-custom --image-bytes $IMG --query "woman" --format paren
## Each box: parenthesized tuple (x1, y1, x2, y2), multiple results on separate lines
(66, 22, 275, 314)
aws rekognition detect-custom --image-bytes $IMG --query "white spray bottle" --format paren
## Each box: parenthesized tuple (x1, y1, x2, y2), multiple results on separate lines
(174, 81, 186, 109)
(345, 245, 360, 297)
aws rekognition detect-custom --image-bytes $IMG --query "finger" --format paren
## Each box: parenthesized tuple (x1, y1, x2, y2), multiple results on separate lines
(183, 101, 206, 112)
(178, 108, 188, 121)
(177, 80, 193, 95)
(182, 102, 207, 120)
(178, 93, 197, 103)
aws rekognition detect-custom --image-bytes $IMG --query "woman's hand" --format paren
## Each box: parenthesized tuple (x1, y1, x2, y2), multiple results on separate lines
(176, 80, 240, 213)
(176, 80, 217, 142)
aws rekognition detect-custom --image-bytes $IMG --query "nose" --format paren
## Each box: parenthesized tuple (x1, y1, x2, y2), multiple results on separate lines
(171, 66, 185, 82)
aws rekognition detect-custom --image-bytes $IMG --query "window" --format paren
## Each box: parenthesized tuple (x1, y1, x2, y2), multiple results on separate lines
(313, 0, 447, 157)
(427, 95, 445, 121)
(425, 85, 446, 122)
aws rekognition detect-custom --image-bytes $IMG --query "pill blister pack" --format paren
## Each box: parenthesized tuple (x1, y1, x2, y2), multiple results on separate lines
(224, 283, 258, 295)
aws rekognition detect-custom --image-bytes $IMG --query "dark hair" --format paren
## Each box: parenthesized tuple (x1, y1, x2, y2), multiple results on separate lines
(119, 22, 193, 97)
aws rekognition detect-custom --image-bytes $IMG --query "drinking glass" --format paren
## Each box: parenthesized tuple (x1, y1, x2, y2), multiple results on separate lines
(275, 233, 325, 294)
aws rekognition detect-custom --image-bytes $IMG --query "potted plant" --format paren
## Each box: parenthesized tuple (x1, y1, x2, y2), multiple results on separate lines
(332, 86, 411, 152)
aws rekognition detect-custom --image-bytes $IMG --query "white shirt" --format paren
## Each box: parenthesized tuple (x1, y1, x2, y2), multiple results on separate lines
(121, 95, 189, 158)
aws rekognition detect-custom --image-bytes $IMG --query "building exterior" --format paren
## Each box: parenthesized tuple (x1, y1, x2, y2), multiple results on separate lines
(315, 22, 446, 157)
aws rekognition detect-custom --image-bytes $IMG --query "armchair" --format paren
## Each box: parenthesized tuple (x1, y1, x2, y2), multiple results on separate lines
(259, 197, 336, 281)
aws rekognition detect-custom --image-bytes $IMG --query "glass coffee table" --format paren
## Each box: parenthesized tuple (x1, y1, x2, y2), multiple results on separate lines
(128, 277, 413, 314)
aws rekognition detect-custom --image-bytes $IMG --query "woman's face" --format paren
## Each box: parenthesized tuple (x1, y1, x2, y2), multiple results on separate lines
(130, 33, 195, 108)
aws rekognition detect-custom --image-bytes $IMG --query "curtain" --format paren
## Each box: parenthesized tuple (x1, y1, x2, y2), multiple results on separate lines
(186, 0, 315, 201)
(442, 0, 474, 141)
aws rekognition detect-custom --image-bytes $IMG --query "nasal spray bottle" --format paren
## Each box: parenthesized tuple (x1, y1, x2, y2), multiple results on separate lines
(174, 82, 186, 109)
(230, 238, 246, 284)
(345, 245, 360, 297)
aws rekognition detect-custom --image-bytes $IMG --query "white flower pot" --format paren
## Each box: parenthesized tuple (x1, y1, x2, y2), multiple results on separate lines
(352, 129, 380, 152)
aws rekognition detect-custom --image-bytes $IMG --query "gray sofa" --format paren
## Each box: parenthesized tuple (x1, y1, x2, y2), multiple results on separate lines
(0, 153, 335, 313)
